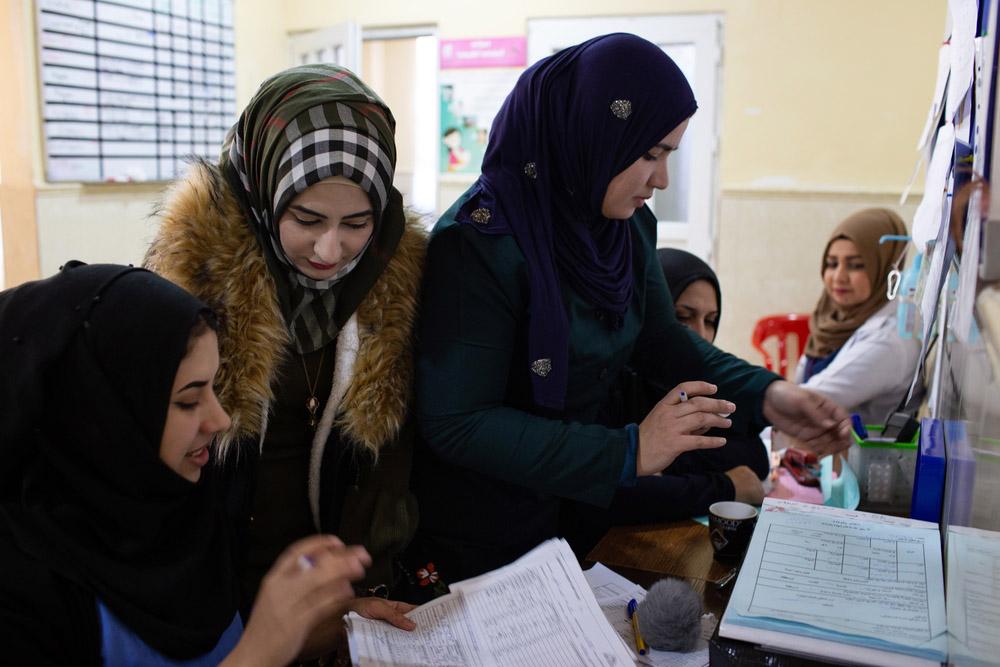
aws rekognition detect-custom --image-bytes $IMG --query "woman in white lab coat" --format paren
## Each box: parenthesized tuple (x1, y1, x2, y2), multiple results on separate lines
(794, 208, 920, 425)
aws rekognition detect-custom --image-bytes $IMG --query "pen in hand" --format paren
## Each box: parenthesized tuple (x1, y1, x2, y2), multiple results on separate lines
(627, 598, 648, 655)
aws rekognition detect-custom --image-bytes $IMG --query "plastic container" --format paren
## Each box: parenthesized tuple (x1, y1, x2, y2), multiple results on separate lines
(847, 424, 920, 516)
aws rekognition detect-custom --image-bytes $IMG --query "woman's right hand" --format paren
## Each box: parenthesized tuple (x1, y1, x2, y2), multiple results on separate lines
(221, 535, 371, 667)
(637, 381, 734, 476)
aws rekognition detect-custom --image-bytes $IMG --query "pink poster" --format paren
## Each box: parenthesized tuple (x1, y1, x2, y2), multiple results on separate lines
(439, 37, 527, 69)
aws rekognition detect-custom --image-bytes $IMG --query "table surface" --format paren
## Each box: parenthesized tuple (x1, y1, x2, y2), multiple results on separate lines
(585, 519, 737, 618)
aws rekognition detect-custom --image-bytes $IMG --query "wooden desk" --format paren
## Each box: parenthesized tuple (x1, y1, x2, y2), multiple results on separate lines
(585, 519, 736, 618)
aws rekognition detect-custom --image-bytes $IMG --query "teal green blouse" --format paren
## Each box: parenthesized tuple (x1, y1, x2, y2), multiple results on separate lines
(416, 193, 781, 510)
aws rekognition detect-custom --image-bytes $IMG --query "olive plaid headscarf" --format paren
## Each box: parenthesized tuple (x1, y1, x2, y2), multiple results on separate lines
(221, 65, 403, 353)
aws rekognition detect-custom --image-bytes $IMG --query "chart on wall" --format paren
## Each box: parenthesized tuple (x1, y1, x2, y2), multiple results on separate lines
(37, 0, 237, 183)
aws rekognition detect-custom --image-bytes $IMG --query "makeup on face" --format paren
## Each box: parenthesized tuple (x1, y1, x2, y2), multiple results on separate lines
(159, 330, 231, 483)
(823, 238, 872, 308)
(600, 118, 689, 220)
(674, 279, 720, 343)
(277, 179, 375, 281)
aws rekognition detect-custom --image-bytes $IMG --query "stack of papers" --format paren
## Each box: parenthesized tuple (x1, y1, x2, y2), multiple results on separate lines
(346, 539, 633, 666)
(719, 498, 947, 667)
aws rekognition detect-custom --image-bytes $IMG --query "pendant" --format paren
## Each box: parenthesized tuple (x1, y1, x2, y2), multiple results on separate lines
(306, 396, 319, 428)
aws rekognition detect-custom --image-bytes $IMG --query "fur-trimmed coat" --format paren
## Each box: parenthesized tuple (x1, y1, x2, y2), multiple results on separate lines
(144, 161, 425, 589)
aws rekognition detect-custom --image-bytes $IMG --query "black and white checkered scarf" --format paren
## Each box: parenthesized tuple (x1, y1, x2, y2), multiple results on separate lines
(222, 65, 397, 353)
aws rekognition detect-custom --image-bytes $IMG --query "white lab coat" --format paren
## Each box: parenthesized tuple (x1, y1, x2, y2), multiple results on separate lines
(794, 301, 921, 426)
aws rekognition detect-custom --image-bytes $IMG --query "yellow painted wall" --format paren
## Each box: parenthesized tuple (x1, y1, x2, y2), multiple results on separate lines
(287, 0, 945, 193)
(11, 0, 945, 364)
(1, 0, 41, 287)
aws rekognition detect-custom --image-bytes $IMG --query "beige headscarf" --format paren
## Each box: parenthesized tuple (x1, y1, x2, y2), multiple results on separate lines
(805, 208, 908, 358)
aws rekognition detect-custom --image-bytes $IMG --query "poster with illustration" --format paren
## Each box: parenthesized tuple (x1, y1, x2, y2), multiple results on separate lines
(439, 38, 524, 175)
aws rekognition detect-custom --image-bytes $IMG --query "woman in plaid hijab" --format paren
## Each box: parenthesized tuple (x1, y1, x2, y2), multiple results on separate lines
(145, 65, 426, 655)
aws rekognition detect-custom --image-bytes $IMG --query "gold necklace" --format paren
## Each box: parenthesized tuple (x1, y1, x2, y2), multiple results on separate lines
(299, 347, 327, 428)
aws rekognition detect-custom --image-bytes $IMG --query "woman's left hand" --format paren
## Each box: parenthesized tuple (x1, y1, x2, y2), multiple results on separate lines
(349, 597, 417, 631)
(303, 596, 418, 664)
(762, 381, 852, 457)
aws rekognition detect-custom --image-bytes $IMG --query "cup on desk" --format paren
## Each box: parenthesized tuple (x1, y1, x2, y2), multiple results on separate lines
(708, 501, 758, 560)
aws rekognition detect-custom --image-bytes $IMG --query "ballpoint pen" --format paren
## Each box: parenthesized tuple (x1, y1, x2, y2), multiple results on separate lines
(627, 598, 648, 655)
(714, 566, 739, 589)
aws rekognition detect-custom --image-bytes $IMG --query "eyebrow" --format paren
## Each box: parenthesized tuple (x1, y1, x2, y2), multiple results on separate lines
(177, 380, 208, 393)
(342, 208, 374, 220)
(653, 143, 678, 153)
(827, 255, 864, 260)
(289, 205, 374, 221)
(289, 204, 326, 220)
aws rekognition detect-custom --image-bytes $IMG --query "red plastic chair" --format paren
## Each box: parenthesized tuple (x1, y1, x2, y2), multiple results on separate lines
(751, 314, 811, 379)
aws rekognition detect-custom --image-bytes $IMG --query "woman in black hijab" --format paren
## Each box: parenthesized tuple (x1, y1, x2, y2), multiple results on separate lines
(564, 250, 769, 547)
(654, 248, 769, 480)
(0, 263, 372, 665)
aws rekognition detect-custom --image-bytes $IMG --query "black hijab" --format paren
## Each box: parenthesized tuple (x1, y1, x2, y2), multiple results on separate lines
(657, 248, 722, 331)
(0, 263, 239, 659)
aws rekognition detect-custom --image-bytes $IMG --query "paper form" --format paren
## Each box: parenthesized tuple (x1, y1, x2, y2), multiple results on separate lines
(916, 45, 950, 153)
(724, 499, 946, 661)
(946, 525, 1000, 665)
(912, 123, 955, 249)
(583, 564, 711, 667)
(920, 224, 949, 340)
(947, 0, 977, 121)
(347, 540, 634, 667)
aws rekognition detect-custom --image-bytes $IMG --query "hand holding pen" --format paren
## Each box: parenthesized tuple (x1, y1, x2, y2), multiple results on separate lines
(636, 381, 735, 476)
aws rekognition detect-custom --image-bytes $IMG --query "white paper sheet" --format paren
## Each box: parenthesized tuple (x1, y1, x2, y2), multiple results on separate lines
(920, 222, 949, 341)
(947, 0, 978, 121)
(347, 540, 634, 667)
(953, 187, 982, 343)
(917, 44, 951, 152)
(912, 123, 956, 249)
(947, 526, 1000, 665)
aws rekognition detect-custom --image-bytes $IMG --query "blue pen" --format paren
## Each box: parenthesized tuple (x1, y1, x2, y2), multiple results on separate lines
(851, 413, 869, 440)
(627, 598, 648, 655)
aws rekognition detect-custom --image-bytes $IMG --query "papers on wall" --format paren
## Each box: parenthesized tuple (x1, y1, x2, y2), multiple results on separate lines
(946, 0, 978, 121)
(584, 563, 713, 667)
(947, 525, 1000, 665)
(719, 498, 947, 667)
(916, 45, 951, 153)
(36, 0, 237, 183)
(345, 539, 634, 667)
(912, 123, 956, 250)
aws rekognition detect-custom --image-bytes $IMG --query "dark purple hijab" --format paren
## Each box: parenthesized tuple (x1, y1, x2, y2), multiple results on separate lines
(455, 33, 697, 411)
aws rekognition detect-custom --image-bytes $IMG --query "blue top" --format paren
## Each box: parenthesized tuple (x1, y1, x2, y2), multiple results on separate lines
(98, 600, 242, 666)
(802, 349, 840, 383)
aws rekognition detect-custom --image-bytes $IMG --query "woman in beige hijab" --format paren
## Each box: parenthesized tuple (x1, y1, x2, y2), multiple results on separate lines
(795, 208, 920, 424)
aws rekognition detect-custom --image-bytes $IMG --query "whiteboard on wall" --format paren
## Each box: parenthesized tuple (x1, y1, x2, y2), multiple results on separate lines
(36, 0, 237, 183)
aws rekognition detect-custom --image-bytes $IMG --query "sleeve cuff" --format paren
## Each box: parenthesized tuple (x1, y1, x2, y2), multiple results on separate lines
(620, 423, 639, 487)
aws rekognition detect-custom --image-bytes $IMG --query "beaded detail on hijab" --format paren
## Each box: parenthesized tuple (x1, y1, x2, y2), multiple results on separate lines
(610, 99, 633, 119)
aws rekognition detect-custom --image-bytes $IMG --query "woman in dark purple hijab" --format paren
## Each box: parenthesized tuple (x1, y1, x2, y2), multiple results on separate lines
(410, 34, 851, 581)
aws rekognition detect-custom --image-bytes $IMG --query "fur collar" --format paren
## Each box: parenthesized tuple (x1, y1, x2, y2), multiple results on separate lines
(144, 161, 426, 457)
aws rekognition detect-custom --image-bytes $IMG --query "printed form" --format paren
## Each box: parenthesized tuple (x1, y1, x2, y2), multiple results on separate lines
(947, 525, 1000, 665)
(724, 499, 946, 658)
(347, 539, 633, 667)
